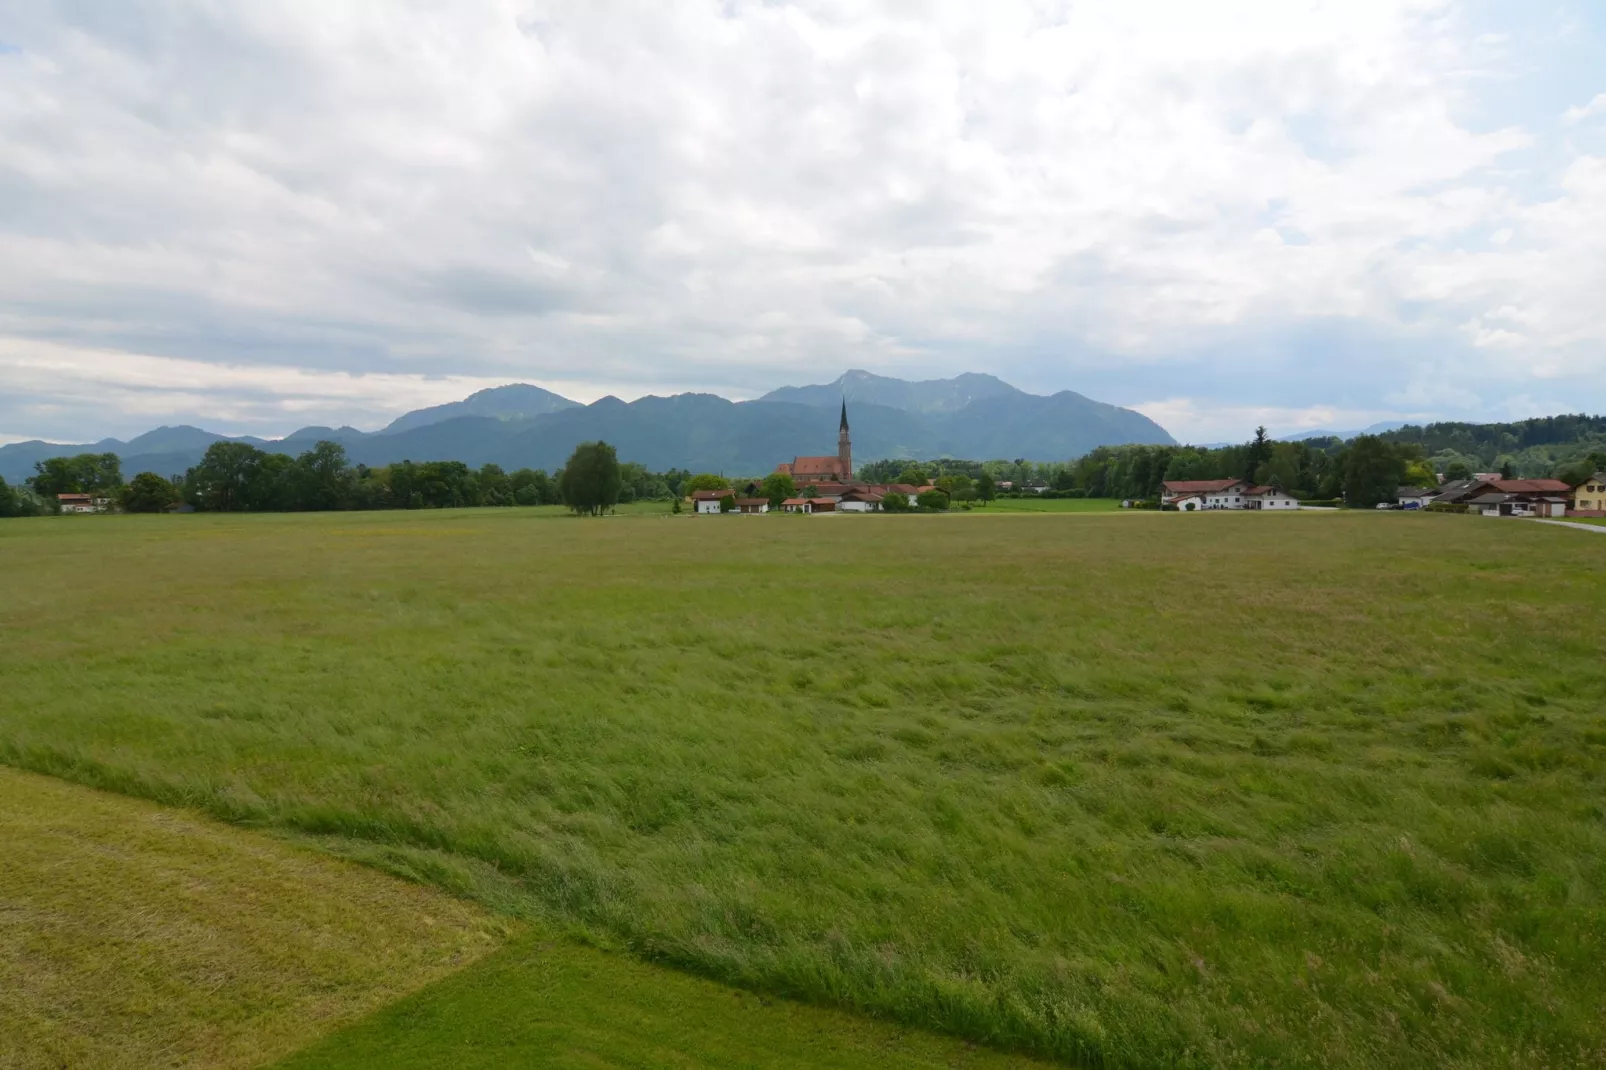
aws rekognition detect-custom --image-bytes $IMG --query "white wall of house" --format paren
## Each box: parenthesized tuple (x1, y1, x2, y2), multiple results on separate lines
(838, 501, 878, 512)
(695, 499, 722, 514)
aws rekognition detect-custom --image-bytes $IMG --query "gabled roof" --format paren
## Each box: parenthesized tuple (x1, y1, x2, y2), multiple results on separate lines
(1480, 479, 1572, 494)
(1163, 479, 1244, 494)
(1396, 486, 1439, 498)
(791, 455, 846, 472)
(732, 498, 768, 506)
(1571, 472, 1606, 487)
(56, 492, 94, 501)
(689, 489, 731, 500)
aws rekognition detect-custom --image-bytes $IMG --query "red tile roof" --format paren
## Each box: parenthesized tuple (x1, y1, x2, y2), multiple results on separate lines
(689, 489, 731, 500)
(733, 498, 768, 506)
(1487, 479, 1572, 493)
(1162, 479, 1244, 494)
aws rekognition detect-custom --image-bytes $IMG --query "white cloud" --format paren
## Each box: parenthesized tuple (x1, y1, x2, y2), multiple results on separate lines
(1133, 397, 1424, 445)
(1563, 93, 1606, 124)
(0, 0, 1601, 442)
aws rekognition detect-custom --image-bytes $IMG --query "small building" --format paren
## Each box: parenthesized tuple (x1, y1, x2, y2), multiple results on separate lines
(1572, 472, 1606, 516)
(732, 497, 770, 514)
(689, 489, 730, 514)
(1242, 485, 1299, 510)
(1396, 486, 1439, 509)
(837, 489, 884, 512)
(57, 493, 108, 514)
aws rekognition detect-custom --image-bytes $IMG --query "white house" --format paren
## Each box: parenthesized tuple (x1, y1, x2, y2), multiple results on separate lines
(1242, 485, 1299, 510)
(837, 489, 883, 513)
(56, 493, 109, 514)
(1161, 479, 1299, 511)
(689, 489, 727, 514)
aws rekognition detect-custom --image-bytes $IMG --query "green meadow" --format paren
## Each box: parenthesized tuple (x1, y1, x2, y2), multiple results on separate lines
(2, 508, 1604, 1068)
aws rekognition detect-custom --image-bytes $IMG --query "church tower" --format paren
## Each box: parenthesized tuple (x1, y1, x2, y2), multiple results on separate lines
(838, 399, 852, 479)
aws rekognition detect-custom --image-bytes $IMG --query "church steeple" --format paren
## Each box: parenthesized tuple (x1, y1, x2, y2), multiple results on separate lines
(837, 398, 852, 478)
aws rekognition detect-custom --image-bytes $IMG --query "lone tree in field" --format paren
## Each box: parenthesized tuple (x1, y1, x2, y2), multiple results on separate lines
(976, 471, 995, 505)
(559, 441, 623, 516)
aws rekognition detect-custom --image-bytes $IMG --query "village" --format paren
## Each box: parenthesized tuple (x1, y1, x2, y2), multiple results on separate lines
(682, 403, 1606, 520)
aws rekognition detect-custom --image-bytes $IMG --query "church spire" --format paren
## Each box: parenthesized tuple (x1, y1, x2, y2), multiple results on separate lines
(837, 398, 852, 478)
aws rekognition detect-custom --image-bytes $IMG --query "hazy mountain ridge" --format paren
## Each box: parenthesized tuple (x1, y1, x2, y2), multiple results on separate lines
(381, 383, 579, 434)
(0, 372, 1176, 481)
(759, 369, 1023, 413)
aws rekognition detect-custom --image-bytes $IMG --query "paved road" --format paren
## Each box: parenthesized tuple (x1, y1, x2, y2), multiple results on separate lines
(1532, 519, 1606, 534)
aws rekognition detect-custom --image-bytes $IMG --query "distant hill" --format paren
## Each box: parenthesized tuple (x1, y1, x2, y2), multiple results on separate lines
(382, 383, 579, 434)
(1280, 421, 1406, 442)
(760, 369, 1022, 414)
(0, 372, 1175, 482)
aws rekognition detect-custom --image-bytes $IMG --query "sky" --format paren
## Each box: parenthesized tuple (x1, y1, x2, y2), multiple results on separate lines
(1, 0, 1604, 446)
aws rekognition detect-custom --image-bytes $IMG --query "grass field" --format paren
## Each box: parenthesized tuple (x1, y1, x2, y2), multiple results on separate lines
(977, 497, 1121, 512)
(3, 508, 1604, 1067)
(0, 766, 504, 1069)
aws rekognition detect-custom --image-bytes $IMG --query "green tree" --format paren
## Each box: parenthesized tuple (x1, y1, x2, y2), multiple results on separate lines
(1444, 460, 1472, 482)
(718, 493, 735, 513)
(976, 471, 996, 505)
(896, 464, 929, 486)
(881, 490, 910, 512)
(558, 441, 623, 516)
(1341, 436, 1407, 508)
(760, 471, 797, 508)
(682, 473, 730, 495)
(120, 472, 178, 513)
(292, 441, 355, 511)
(1243, 426, 1272, 481)
(185, 442, 269, 512)
(802, 484, 818, 499)
(917, 489, 950, 511)
(29, 452, 124, 501)
(1403, 460, 1438, 489)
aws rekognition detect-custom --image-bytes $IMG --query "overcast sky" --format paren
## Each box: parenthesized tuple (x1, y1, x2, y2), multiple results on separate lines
(2, 1, 1604, 445)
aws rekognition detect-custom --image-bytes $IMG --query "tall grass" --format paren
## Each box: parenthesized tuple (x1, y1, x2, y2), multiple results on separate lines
(2, 508, 1603, 1067)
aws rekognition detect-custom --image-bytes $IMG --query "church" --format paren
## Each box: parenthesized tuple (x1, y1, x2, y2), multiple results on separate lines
(775, 401, 852, 483)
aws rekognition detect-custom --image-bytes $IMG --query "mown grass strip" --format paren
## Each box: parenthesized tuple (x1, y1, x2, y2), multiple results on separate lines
(0, 766, 507, 1070)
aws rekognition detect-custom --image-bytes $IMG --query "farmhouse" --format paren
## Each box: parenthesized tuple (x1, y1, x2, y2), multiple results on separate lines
(732, 497, 769, 514)
(56, 493, 109, 514)
(1572, 472, 1606, 516)
(1161, 479, 1299, 511)
(690, 489, 728, 514)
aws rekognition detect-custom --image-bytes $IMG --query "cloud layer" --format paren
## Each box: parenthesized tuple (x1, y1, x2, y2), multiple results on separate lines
(1, 0, 1603, 444)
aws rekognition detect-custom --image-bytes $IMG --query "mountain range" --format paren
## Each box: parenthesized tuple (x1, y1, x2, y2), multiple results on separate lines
(0, 370, 1174, 483)
(1279, 421, 1407, 442)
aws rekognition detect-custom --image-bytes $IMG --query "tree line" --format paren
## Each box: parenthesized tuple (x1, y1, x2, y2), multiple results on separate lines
(4, 439, 683, 516)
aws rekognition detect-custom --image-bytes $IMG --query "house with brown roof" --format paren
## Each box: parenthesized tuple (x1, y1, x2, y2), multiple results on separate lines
(1161, 479, 1298, 511)
(56, 492, 109, 514)
(732, 497, 770, 514)
(689, 488, 731, 514)
(1462, 478, 1574, 518)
